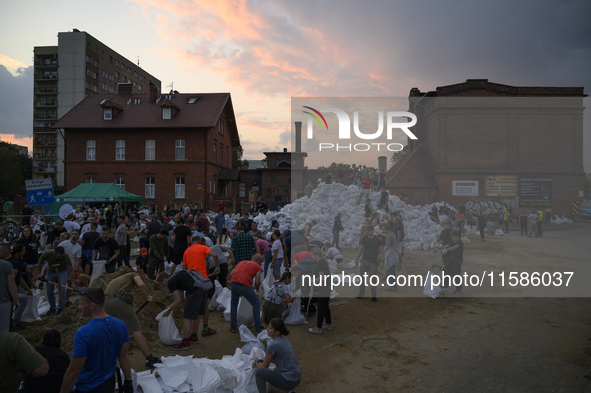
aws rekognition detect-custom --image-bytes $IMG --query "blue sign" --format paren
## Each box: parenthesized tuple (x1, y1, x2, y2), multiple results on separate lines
(26, 188, 55, 206)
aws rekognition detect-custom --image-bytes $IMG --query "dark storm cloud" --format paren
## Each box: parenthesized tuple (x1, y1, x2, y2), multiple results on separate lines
(0, 65, 33, 138)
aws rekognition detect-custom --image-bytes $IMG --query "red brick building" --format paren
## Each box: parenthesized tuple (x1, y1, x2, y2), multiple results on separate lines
(53, 83, 240, 209)
(387, 79, 586, 216)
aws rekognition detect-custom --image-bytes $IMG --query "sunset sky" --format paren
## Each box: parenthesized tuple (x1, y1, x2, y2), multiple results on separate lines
(1, 0, 589, 169)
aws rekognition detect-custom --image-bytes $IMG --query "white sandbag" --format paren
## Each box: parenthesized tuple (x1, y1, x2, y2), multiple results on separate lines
(216, 287, 232, 311)
(90, 260, 107, 284)
(163, 261, 174, 275)
(232, 347, 267, 393)
(37, 297, 50, 317)
(345, 261, 356, 269)
(261, 268, 274, 295)
(155, 309, 182, 346)
(210, 280, 224, 310)
(240, 324, 265, 354)
(21, 290, 41, 323)
(154, 366, 189, 390)
(328, 260, 339, 275)
(223, 297, 255, 325)
(284, 297, 307, 325)
(423, 272, 441, 299)
(136, 372, 163, 393)
(256, 329, 273, 348)
(494, 229, 504, 236)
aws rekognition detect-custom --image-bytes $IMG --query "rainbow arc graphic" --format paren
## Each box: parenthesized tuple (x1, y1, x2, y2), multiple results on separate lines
(302, 106, 329, 130)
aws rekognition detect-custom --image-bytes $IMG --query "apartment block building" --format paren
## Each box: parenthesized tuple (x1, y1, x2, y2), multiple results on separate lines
(33, 29, 161, 187)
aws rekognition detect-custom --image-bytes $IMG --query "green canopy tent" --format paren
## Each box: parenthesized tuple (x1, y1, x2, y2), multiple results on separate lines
(51, 183, 143, 220)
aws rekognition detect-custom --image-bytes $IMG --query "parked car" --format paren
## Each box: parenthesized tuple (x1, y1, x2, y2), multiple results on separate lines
(580, 200, 591, 221)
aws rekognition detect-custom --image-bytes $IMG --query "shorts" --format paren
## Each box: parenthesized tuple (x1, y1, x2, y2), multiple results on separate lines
(184, 288, 207, 320)
(361, 189, 370, 194)
(104, 297, 141, 333)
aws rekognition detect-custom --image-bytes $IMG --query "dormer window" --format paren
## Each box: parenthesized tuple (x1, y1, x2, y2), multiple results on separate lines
(162, 107, 172, 119)
(103, 108, 112, 120)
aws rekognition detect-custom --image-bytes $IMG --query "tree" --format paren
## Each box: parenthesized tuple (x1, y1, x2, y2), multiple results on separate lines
(232, 146, 249, 169)
(0, 142, 32, 198)
(317, 162, 353, 170)
(390, 144, 409, 167)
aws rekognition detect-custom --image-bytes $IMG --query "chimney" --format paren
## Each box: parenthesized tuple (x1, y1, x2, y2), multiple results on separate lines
(117, 83, 133, 95)
(149, 83, 158, 102)
(283, 148, 287, 153)
(295, 121, 302, 152)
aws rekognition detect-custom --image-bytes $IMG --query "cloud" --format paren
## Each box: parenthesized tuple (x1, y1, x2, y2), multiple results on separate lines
(0, 54, 29, 76)
(0, 65, 33, 144)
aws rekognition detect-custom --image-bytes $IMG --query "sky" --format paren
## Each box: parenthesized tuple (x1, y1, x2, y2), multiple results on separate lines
(0, 0, 590, 170)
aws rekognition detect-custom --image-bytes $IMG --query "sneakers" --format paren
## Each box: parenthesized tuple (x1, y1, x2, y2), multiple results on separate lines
(321, 324, 333, 331)
(255, 327, 264, 334)
(145, 354, 162, 366)
(308, 326, 322, 335)
(56, 309, 63, 315)
(47, 309, 56, 315)
(202, 327, 217, 337)
(172, 339, 191, 351)
(371, 297, 377, 302)
(189, 333, 199, 343)
(230, 327, 238, 333)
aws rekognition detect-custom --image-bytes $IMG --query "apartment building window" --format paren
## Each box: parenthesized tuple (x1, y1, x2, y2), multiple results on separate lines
(109, 73, 113, 81)
(145, 177, 155, 198)
(108, 86, 113, 93)
(213, 144, 217, 163)
(134, 71, 138, 77)
(133, 82, 136, 87)
(101, 51, 104, 59)
(102, 70, 107, 78)
(115, 60, 119, 66)
(271, 175, 276, 183)
(92, 71, 97, 79)
(115, 140, 125, 160)
(85, 81, 91, 89)
(267, 189, 272, 198)
(92, 85, 98, 92)
(86, 140, 96, 160)
(121, 63, 125, 70)
(86, 68, 91, 76)
(175, 177, 185, 198)
(239, 183, 246, 198)
(95, 47, 99, 54)
(175, 140, 185, 160)
(109, 56, 113, 64)
(127, 67, 131, 74)
(93, 59, 98, 67)
(145, 140, 155, 160)
(139, 74, 143, 81)
(103, 108, 112, 120)
(121, 76, 126, 82)
(85, 55, 91, 63)
(86, 177, 95, 183)
(101, 82, 107, 90)
(219, 120, 224, 135)
(115, 71, 119, 79)
(115, 177, 125, 190)
(162, 107, 171, 119)
(138, 84, 142, 91)
(87, 42, 90, 50)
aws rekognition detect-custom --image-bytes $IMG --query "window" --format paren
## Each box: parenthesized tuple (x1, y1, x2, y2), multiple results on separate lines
(239, 183, 246, 198)
(219, 120, 224, 135)
(133, 82, 136, 87)
(162, 107, 171, 119)
(87, 42, 90, 50)
(102, 51, 104, 59)
(86, 177, 95, 184)
(121, 75, 126, 82)
(115, 140, 125, 160)
(95, 47, 99, 55)
(134, 71, 138, 77)
(85, 81, 91, 89)
(138, 84, 142, 91)
(102, 70, 107, 78)
(127, 67, 131, 74)
(109, 56, 113, 63)
(93, 59, 98, 67)
(115, 177, 125, 190)
(115, 71, 119, 79)
(115, 60, 119, 67)
(108, 86, 113, 93)
(145, 140, 155, 160)
(266, 188, 272, 198)
(139, 74, 143, 81)
(175, 139, 185, 160)
(275, 187, 289, 196)
(145, 177, 155, 198)
(86, 68, 91, 76)
(109, 73, 113, 81)
(92, 85, 98, 92)
(103, 108, 112, 120)
(85, 55, 91, 63)
(101, 82, 107, 90)
(175, 177, 185, 198)
(213, 144, 216, 163)
(121, 63, 125, 70)
(86, 140, 96, 160)
(92, 71, 97, 79)
(271, 175, 276, 183)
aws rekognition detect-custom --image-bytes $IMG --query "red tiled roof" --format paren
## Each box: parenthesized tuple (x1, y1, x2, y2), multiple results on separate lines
(53, 92, 240, 146)
(98, 98, 123, 111)
(158, 98, 180, 110)
(386, 143, 436, 188)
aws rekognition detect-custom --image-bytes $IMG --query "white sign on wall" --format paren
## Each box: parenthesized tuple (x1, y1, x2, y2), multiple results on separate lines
(452, 181, 479, 196)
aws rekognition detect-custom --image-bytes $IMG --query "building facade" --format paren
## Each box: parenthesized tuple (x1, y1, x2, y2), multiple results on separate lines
(33, 29, 161, 187)
(53, 84, 239, 209)
(387, 79, 586, 216)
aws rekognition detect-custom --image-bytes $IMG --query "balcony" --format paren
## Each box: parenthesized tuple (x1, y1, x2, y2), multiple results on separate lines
(34, 73, 58, 80)
(35, 99, 58, 107)
(34, 127, 56, 134)
(35, 86, 58, 93)
(34, 112, 58, 121)
(34, 166, 57, 174)
(33, 138, 57, 147)
(33, 153, 57, 159)
(34, 60, 58, 68)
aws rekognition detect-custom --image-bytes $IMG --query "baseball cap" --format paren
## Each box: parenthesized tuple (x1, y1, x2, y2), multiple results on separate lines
(140, 247, 148, 256)
(164, 217, 169, 221)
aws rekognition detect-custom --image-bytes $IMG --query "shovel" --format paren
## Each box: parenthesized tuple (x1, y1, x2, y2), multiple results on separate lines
(136, 293, 173, 314)
(38, 276, 77, 291)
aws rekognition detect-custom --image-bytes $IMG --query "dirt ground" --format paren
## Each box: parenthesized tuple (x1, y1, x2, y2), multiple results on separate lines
(20, 222, 591, 392)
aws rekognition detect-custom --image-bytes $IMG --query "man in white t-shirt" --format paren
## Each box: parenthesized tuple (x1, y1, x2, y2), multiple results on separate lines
(81, 215, 102, 235)
(63, 214, 80, 233)
(58, 228, 82, 306)
(271, 220, 287, 235)
(322, 242, 343, 264)
(73, 205, 85, 226)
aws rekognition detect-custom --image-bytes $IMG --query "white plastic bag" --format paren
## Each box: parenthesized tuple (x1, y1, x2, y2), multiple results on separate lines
(423, 272, 441, 299)
(237, 299, 255, 326)
(261, 269, 275, 295)
(209, 280, 224, 309)
(90, 260, 107, 284)
(494, 229, 504, 236)
(156, 309, 182, 346)
(284, 297, 307, 325)
(216, 287, 232, 311)
(239, 325, 264, 354)
(21, 290, 40, 322)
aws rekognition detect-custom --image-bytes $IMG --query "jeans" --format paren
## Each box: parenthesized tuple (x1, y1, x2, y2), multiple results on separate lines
(47, 269, 68, 310)
(12, 287, 29, 324)
(230, 283, 261, 330)
(316, 297, 331, 328)
(358, 259, 378, 296)
(520, 223, 527, 236)
(479, 226, 485, 240)
(332, 231, 340, 249)
(0, 301, 11, 332)
(255, 368, 300, 393)
(263, 250, 272, 278)
(117, 245, 129, 267)
(387, 264, 397, 289)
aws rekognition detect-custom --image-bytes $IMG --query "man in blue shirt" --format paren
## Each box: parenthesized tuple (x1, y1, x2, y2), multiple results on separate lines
(214, 210, 225, 245)
(59, 287, 133, 393)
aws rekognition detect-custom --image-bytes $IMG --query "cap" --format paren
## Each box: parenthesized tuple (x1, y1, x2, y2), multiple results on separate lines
(140, 247, 148, 256)
(151, 214, 158, 219)
(164, 217, 169, 221)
